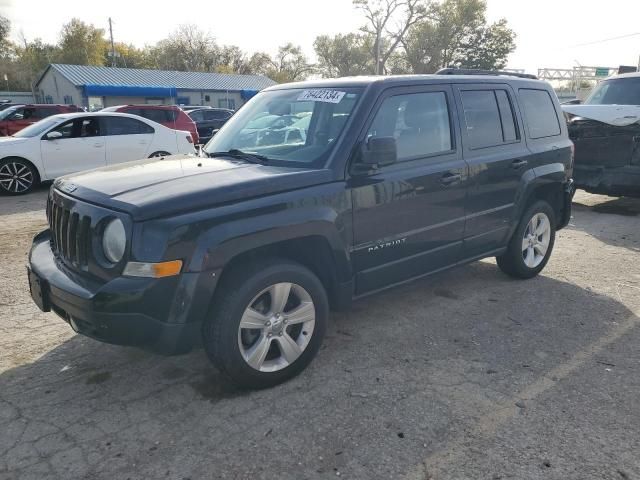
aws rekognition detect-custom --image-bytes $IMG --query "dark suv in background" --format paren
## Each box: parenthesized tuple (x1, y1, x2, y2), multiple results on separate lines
(187, 107, 234, 144)
(28, 70, 574, 389)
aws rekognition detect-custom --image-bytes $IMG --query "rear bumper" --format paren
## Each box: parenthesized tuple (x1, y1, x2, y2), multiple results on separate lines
(28, 230, 219, 355)
(574, 165, 640, 197)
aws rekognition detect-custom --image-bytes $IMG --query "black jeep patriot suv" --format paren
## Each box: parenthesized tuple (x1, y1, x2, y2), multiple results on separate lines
(28, 71, 574, 389)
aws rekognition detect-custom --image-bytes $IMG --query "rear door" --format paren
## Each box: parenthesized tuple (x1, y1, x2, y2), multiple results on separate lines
(350, 85, 469, 294)
(101, 116, 155, 164)
(454, 84, 531, 257)
(40, 117, 106, 178)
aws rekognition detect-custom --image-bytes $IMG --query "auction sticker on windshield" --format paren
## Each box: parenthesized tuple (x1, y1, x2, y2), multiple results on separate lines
(298, 89, 346, 103)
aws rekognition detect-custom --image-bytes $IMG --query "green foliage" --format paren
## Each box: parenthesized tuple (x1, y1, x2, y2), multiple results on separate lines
(58, 18, 108, 65)
(314, 33, 373, 77)
(317, 0, 517, 77)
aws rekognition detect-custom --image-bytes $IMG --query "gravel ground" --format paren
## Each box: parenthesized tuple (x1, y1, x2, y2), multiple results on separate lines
(1, 187, 639, 480)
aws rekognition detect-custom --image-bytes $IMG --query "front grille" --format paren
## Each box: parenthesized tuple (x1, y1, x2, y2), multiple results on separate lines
(47, 196, 92, 267)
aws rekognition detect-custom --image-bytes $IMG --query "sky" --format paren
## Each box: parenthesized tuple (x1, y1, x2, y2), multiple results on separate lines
(2, 0, 640, 74)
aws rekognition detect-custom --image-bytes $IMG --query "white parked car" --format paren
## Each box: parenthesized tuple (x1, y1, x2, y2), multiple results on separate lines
(0, 112, 195, 195)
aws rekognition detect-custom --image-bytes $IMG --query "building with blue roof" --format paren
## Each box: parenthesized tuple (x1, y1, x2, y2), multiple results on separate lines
(35, 64, 277, 110)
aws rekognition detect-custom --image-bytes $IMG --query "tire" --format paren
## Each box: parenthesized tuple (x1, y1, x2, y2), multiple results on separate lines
(148, 151, 171, 158)
(0, 157, 40, 195)
(203, 258, 328, 389)
(496, 200, 556, 279)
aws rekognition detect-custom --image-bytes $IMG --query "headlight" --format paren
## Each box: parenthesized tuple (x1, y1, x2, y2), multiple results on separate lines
(102, 218, 126, 263)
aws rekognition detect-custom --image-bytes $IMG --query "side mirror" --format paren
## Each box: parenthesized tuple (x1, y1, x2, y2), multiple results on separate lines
(45, 131, 63, 140)
(360, 136, 397, 167)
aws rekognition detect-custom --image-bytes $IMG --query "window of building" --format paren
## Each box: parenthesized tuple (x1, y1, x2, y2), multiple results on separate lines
(44, 95, 53, 104)
(518, 89, 561, 139)
(63, 95, 73, 105)
(366, 91, 452, 162)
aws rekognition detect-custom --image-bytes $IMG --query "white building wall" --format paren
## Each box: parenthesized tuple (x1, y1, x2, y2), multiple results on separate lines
(36, 69, 82, 106)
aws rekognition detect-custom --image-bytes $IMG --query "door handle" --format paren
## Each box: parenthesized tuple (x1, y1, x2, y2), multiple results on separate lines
(93, 143, 103, 148)
(440, 173, 462, 186)
(511, 159, 528, 169)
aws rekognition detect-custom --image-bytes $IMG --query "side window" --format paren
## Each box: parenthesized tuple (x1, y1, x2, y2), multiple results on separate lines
(33, 107, 59, 119)
(495, 91, 518, 142)
(518, 89, 561, 139)
(7, 108, 25, 120)
(49, 120, 77, 139)
(367, 91, 452, 162)
(460, 89, 519, 149)
(78, 118, 100, 137)
(189, 110, 204, 122)
(103, 117, 154, 135)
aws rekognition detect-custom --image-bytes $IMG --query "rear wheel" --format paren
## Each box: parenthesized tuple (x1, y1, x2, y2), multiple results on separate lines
(497, 201, 556, 279)
(0, 158, 39, 195)
(203, 258, 328, 389)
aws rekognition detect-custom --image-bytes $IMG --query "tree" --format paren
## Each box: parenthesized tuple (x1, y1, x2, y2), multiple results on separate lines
(58, 18, 107, 65)
(313, 33, 373, 77)
(402, 0, 515, 73)
(0, 15, 11, 57)
(249, 44, 313, 83)
(149, 24, 218, 71)
(353, 0, 428, 74)
(454, 18, 516, 70)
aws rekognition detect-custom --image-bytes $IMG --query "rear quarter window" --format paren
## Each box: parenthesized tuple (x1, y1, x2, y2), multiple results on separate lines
(518, 89, 561, 139)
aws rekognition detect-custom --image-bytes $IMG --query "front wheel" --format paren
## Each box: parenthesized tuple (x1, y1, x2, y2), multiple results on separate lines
(203, 259, 328, 389)
(148, 151, 171, 158)
(497, 201, 556, 279)
(0, 158, 39, 195)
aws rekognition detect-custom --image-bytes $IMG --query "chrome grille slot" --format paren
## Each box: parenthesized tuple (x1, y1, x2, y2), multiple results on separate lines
(48, 197, 92, 268)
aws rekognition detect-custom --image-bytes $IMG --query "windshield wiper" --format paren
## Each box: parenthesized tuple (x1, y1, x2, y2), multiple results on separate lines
(207, 149, 270, 164)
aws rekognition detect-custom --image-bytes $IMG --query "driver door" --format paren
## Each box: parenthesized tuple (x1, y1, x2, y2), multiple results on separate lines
(40, 117, 106, 178)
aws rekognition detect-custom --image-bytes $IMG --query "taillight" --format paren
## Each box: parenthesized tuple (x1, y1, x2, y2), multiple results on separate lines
(186, 135, 193, 144)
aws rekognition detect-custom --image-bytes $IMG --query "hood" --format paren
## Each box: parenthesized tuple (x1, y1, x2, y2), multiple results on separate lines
(0, 137, 29, 146)
(562, 104, 640, 126)
(55, 155, 333, 221)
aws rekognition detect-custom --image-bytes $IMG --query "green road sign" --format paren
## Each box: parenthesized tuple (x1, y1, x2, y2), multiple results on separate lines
(595, 67, 609, 77)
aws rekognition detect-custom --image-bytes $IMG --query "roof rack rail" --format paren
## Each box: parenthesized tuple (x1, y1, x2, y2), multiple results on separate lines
(435, 68, 538, 80)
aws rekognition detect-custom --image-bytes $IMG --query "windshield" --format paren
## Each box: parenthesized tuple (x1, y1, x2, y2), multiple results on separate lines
(204, 87, 363, 167)
(0, 106, 18, 121)
(13, 118, 62, 138)
(585, 78, 640, 105)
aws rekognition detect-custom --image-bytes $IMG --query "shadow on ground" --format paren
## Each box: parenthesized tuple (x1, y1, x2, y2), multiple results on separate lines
(1, 261, 637, 480)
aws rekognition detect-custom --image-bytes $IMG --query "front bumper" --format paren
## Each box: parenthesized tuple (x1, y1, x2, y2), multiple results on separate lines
(28, 230, 219, 355)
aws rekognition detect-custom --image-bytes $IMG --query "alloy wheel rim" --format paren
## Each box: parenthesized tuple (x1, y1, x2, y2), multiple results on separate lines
(237, 282, 315, 372)
(522, 212, 551, 268)
(0, 162, 33, 193)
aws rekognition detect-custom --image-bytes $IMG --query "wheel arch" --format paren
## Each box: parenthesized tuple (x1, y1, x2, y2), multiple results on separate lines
(213, 235, 353, 311)
(0, 155, 43, 182)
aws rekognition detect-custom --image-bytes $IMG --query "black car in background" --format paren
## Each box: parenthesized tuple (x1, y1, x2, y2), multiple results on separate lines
(187, 107, 234, 144)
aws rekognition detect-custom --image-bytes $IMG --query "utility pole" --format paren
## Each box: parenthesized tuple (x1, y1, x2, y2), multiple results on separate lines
(108, 17, 116, 67)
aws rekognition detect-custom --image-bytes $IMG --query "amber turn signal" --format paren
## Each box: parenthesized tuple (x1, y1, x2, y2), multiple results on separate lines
(123, 260, 183, 278)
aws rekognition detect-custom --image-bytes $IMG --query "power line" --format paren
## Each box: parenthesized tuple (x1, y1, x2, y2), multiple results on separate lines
(568, 31, 640, 48)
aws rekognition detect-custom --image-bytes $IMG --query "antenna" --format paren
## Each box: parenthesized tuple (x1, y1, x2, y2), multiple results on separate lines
(108, 18, 116, 67)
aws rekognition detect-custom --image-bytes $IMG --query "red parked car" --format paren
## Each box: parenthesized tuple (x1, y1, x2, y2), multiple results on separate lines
(0, 104, 81, 136)
(102, 105, 199, 144)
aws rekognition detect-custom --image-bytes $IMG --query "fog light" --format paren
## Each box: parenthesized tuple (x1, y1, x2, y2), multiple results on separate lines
(123, 260, 183, 278)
